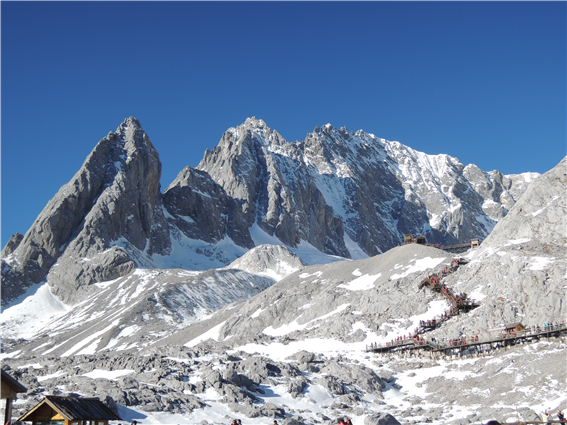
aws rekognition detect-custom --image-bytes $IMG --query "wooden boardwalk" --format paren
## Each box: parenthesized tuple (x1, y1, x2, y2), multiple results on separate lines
(367, 322, 567, 357)
(366, 255, 567, 357)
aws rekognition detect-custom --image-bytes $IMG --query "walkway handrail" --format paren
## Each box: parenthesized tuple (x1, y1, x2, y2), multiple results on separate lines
(367, 322, 567, 353)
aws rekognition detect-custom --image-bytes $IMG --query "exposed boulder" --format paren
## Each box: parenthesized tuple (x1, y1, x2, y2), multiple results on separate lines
(364, 413, 401, 425)
(289, 350, 316, 364)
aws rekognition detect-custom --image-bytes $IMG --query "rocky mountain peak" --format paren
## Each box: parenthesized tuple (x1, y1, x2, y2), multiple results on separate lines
(186, 117, 541, 259)
(480, 155, 566, 255)
(220, 117, 287, 152)
(1, 117, 170, 306)
(116, 115, 142, 131)
(2, 116, 542, 308)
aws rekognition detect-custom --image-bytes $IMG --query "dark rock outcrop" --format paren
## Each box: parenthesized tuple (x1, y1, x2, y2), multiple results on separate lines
(163, 167, 253, 248)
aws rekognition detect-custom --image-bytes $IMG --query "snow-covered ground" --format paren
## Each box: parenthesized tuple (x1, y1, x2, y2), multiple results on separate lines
(26, 335, 560, 425)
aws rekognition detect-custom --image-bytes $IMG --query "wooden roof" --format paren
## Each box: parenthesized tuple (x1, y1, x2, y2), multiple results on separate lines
(18, 396, 121, 422)
(504, 322, 524, 329)
(489, 322, 524, 332)
(1, 369, 27, 395)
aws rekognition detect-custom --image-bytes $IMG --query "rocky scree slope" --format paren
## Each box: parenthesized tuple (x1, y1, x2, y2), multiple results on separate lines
(0, 244, 306, 357)
(172, 158, 566, 349)
(2, 117, 535, 310)
(2, 228, 565, 425)
(1, 345, 397, 425)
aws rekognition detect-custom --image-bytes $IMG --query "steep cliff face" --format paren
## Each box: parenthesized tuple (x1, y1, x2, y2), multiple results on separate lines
(192, 119, 349, 257)
(1, 117, 170, 306)
(192, 118, 535, 257)
(163, 167, 254, 249)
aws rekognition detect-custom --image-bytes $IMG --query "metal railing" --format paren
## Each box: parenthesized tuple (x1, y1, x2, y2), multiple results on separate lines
(366, 322, 567, 353)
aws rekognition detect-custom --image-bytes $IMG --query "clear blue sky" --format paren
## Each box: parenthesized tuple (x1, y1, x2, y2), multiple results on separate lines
(2, 1, 565, 247)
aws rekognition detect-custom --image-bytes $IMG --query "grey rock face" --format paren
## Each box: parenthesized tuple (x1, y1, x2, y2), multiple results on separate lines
(163, 166, 253, 248)
(481, 156, 566, 253)
(195, 118, 535, 258)
(195, 119, 349, 257)
(1, 117, 170, 306)
(1, 233, 23, 257)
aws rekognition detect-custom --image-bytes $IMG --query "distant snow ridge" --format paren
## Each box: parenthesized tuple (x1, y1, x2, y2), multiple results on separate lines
(225, 244, 306, 281)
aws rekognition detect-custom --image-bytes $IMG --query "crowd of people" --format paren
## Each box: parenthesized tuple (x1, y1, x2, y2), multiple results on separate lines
(370, 319, 566, 353)
(542, 409, 565, 423)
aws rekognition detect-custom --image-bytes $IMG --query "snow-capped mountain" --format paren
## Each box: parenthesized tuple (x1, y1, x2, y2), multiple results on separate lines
(0, 113, 564, 425)
(1, 158, 564, 424)
(1, 117, 535, 309)
(193, 117, 536, 259)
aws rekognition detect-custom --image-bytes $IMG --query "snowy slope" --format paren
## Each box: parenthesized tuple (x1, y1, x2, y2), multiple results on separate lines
(0, 244, 308, 353)
(2, 239, 564, 425)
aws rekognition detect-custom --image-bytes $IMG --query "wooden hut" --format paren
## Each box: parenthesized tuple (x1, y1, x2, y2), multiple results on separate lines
(2, 369, 28, 424)
(505, 322, 525, 332)
(18, 395, 121, 425)
(489, 322, 525, 334)
(470, 238, 480, 248)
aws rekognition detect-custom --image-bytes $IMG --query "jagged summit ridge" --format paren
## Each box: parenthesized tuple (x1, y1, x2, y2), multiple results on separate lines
(192, 117, 536, 257)
(2, 116, 538, 308)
